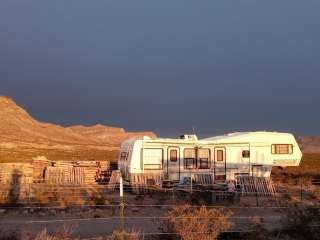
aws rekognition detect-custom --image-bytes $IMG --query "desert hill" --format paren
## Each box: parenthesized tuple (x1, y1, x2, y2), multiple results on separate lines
(68, 124, 155, 145)
(297, 136, 320, 153)
(0, 96, 155, 162)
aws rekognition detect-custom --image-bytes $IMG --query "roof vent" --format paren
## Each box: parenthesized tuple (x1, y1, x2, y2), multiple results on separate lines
(180, 134, 198, 141)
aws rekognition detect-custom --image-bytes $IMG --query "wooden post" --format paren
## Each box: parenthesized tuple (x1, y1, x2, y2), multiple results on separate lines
(300, 179, 303, 201)
(120, 177, 125, 240)
(190, 172, 193, 194)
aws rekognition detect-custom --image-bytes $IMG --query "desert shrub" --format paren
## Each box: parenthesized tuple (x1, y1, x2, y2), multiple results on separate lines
(0, 229, 19, 240)
(22, 226, 74, 240)
(309, 186, 320, 199)
(89, 189, 106, 206)
(32, 186, 81, 207)
(163, 204, 232, 240)
(238, 217, 271, 240)
(279, 207, 320, 240)
(107, 230, 141, 240)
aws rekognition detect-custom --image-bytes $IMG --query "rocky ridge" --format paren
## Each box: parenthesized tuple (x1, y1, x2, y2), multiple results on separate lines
(0, 96, 155, 162)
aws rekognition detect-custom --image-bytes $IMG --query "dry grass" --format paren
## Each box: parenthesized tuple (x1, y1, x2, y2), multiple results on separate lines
(0, 227, 141, 240)
(106, 230, 141, 240)
(31, 227, 73, 240)
(29, 185, 109, 207)
(0, 226, 74, 240)
(32, 187, 86, 207)
(280, 206, 320, 239)
(272, 153, 320, 183)
(163, 204, 233, 240)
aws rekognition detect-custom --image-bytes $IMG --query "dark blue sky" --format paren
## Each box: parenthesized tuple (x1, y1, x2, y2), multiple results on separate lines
(1, 1, 320, 137)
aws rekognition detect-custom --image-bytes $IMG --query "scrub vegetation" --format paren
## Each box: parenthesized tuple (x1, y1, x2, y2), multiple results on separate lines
(272, 153, 320, 183)
(162, 205, 233, 240)
(240, 207, 320, 240)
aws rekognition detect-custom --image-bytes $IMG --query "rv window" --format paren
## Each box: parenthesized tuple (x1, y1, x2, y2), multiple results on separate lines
(198, 149, 210, 169)
(170, 149, 178, 162)
(242, 150, 250, 158)
(120, 152, 128, 161)
(143, 148, 163, 170)
(184, 148, 196, 169)
(216, 150, 224, 161)
(271, 144, 293, 154)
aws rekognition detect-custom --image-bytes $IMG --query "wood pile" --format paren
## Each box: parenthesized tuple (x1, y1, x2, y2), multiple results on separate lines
(45, 165, 84, 184)
(32, 156, 51, 183)
(100, 161, 110, 170)
(0, 163, 33, 185)
(75, 161, 101, 185)
(0, 160, 108, 204)
(43, 160, 107, 185)
(43, 161, 101, 185)
(0, 160, 103, 186)
(0, 163, 34, 203)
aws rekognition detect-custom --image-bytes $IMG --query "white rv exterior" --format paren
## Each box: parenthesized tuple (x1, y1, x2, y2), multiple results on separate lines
(119, 132, 302, 184)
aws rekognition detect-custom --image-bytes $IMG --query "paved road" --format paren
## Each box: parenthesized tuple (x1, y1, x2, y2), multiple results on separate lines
(0, 212, 283, 238)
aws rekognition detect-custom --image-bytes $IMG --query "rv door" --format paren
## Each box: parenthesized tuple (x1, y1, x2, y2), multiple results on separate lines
(214, 147, 226, 181)
(167, 147, 180, 181)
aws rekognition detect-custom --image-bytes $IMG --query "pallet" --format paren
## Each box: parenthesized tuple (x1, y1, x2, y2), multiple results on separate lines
(130, 173, 163, 194)
(236, 176, 277, 196)
(107, 170, 121, 190)
(192, 174, 214, 186)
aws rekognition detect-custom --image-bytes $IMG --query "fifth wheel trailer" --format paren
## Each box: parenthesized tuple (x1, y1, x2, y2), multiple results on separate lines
(119, 131, 302, 184)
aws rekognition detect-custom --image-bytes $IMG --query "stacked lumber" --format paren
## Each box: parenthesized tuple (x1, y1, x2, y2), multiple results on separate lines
(100, 161, 110, 170)
(44, 165, 82, 184)
(32, 156, 51, 183)
(0, 163, 33, 185)
(75, 161, 100, 184)
(43, 161, 101, 185)
(236, 176, 277, 196)
(0, 163, 34, 203)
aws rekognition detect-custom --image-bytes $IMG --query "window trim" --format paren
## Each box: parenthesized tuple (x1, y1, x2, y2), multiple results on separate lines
(271, 144, 293, 155)
(142, 148, 164, 170)
(184, 148, 197, 169)
(120, 152, 128, 161)
(169, 149, 178, 162)
(216, 149, 224, 162)
(242, 150, 250, 158)
(198, 148, 211, 169)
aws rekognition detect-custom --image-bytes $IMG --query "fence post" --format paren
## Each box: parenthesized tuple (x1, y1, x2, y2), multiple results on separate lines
(300, 179, 303, 201)
(172, 186, 175, 202)
(28, 183, 31, 203)
(120, 177, 125, 240)
(190, 173, 193, 194)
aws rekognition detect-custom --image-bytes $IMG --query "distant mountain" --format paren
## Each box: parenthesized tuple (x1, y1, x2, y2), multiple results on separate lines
(0, 96, 155, 162)
(68, 124, 155, 145)
(298, 136, 320, 154)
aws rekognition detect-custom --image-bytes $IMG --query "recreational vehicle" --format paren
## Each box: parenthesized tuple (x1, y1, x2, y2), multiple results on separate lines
(119, 132, 302, 185)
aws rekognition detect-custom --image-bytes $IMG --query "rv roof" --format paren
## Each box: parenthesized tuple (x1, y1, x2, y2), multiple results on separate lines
(201, 132, 251, 141)
(131, 131, 294, 144)
(201, 131, 293, 142)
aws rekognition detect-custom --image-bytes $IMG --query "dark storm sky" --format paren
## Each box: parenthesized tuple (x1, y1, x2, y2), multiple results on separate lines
(1, 1, 320, 137)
